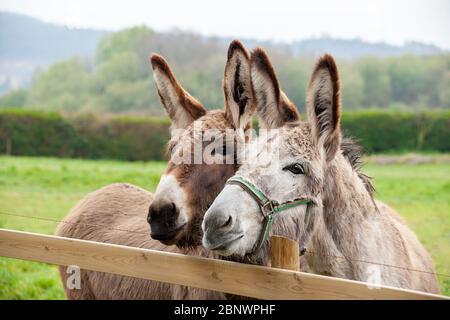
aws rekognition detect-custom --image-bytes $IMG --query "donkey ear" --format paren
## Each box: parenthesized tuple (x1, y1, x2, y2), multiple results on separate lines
(307, 54, 341, 161)
(150, 54, 206, 132)
(223, 40, 255, 130)
(250, 48, 299, 129)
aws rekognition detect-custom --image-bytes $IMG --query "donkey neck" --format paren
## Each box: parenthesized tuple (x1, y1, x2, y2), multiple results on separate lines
(306, 153, 378, 276)
(322, 153, 376, 221)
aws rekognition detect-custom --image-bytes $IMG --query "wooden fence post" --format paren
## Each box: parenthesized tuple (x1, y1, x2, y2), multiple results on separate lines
(270, 235, 300, 271)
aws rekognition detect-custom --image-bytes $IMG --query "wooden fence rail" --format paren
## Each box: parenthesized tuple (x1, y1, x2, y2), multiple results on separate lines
(0, 228, 447, 300)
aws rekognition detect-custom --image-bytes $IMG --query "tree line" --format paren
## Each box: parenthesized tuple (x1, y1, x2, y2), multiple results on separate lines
(1, 109, 449, 160)
(0, 26, 449, 114)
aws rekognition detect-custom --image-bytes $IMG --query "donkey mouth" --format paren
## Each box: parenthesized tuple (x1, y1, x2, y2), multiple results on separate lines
(150, 223, 187, 242)
(207, 234, 244, 251)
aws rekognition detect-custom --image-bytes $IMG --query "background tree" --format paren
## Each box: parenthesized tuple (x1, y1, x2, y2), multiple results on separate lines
(1, 27, 448, 114)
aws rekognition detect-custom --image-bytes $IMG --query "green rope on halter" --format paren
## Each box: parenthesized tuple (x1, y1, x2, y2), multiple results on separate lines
(260, 213, 273, 246)
(227, 176, 270, 208)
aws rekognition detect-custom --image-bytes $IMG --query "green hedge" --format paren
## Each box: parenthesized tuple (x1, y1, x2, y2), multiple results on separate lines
(0, 109, 79, 157)
(0, 110, 170, 161)
(0, 109, 449, 161)
(69, 114, 170, 161)
(342, 110, 450, 153)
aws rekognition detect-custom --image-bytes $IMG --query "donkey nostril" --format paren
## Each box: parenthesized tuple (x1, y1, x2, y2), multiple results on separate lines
(147, 207, 152, 223)
(170, 202, 180, 219)
(221, 216, 233, 228)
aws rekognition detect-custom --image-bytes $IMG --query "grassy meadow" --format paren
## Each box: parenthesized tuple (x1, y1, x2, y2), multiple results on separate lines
(0, 155, 448, 299)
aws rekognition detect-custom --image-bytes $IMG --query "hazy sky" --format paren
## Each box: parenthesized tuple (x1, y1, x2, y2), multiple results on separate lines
(1, 0, 449, 49)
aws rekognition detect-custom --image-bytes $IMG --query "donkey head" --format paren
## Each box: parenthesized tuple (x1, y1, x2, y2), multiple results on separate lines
(202, 49, 343, 257)
(147, 41, 255, 247)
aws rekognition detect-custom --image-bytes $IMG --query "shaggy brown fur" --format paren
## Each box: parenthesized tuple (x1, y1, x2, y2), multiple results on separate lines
(149, 40, 254, 247)
(163, 111, 243, 247)
(56, 41, 255, 299)
(56, 183, 223, 299)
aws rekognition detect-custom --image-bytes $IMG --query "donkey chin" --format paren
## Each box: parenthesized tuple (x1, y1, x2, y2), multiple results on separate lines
(202, 232, 246, 257)
(150, 222, 188, 246)
(202, 185, 263, 257)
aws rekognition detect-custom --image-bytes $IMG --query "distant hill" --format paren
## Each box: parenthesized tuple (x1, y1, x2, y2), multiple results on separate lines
(0, 11, 107, 61)
(290, 37, 443, 59)
(0, 11, 446, 95)
(0, 11, 107, 93)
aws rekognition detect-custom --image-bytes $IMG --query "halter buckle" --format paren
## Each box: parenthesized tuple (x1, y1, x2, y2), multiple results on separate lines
(261, 200, 277, 217)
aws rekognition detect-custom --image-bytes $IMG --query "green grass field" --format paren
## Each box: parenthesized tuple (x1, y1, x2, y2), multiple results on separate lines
(0, 156, 449, 299)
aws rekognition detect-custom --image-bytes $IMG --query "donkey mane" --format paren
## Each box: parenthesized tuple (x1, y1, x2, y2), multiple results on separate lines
(340, 136, 375, 197)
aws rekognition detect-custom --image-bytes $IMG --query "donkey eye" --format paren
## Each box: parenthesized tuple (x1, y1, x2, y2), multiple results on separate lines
(283, 163, 304, 175)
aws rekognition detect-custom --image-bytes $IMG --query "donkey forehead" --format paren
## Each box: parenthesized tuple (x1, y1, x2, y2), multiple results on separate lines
(281, 123, 317, 160)
(251, 122, 317, 161)
(168, 110, 232, 150)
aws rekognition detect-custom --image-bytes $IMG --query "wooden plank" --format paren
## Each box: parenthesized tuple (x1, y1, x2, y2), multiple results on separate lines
(271, 236, 299, 271)
(0, 228, 447, 300)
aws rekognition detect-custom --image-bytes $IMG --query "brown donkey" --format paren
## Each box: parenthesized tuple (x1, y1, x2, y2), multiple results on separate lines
(56, 40, 256, 299)
(202, 49, 440, 294)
